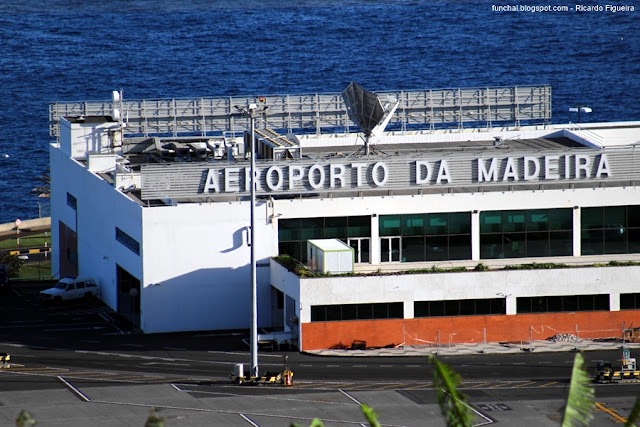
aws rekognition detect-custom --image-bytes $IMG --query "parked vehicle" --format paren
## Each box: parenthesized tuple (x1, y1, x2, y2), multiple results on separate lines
(40, 277, 99, 303)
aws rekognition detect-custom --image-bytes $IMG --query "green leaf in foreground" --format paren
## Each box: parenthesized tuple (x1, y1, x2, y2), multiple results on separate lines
(561, 352, 595, 426)
(429, 354, 474, 427)
(361, 403, 381, 427)
(624, 396, 640, 427)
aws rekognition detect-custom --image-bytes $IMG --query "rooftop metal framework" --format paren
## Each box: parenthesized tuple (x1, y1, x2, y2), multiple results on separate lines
(49, 85, 551, 139)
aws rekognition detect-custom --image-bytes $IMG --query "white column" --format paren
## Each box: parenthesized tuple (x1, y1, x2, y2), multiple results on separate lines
(610, 293, 620, 311)
(404, 299, 414, 319)
(573, 206, 581, 256)
(506, 296, 517, 315)
(471, 210, 481, 261)
(370, 214, 380, 264)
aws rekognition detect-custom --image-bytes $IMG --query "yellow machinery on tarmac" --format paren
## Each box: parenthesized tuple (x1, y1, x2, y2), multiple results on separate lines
(0, 353, 10, 367)
(230, 356, 293, 386)
(594, 348, 640, 383)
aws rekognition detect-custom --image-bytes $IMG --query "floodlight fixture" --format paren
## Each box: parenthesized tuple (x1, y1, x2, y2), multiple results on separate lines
(569, 104, 592, 123)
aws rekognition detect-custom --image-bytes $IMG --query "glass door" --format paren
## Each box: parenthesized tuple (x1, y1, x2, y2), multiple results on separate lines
(380, 237, 401, 262)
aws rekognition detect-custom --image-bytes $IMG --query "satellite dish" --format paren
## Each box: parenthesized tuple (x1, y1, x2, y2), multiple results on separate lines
(342, 82, 399, 155)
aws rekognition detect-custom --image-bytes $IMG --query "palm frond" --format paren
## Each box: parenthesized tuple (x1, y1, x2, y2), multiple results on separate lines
(561, 352, 595, 426)
(361, 404, 382, 427)
(429, 354, 474, 427)
(625, 396, 640, 427)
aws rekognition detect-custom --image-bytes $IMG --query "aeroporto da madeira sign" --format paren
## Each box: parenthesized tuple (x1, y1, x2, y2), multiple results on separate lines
(140, 151, 621, 201)
(201, 153, 612, 194)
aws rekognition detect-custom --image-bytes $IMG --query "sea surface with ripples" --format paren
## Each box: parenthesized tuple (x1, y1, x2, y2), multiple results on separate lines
(0, 0, 637, 224)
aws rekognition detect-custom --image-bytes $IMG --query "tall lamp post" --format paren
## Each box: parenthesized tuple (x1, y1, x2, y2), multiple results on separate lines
(233, 100, 268, 378)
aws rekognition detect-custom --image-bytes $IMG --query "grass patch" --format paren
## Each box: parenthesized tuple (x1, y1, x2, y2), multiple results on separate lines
(0, 232, 50, 250)
(16, 261, 52, 280)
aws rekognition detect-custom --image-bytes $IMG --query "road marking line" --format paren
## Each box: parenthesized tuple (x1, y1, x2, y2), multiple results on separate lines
(352, 364, 367, 368)
(488, 382, 514, 389)
(239, 413, 260, 426)
(405, 365, 421, 368)
(468, 382, 491, 389)
(338, 389, 362, 405)
(512, 381, 537, 388)
(58, 376, 90, 402)
(322, 383, 352, 389)
(341, 383, 376, 390)
(538, 381, 558, 387)
(377, 383, 406, 390)
(595, 402, 628, 423)
(403, 383, 432, 390)
(290, 383, 317, 388)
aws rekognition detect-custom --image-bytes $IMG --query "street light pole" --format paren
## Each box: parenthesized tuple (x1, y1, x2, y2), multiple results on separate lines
(249, 108, 258, 378)
(233, 101, 268, 379)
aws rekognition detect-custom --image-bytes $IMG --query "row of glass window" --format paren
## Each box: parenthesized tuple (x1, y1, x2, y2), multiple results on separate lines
(414, 298, 506, 317)
(379, 213, 470, 236)
(581, 206, 640, 255)
(516, 294, 609, 313)
(310, 294, 627, 322)
(621, 293, 640, 310)
(279, 216, 370, 263)
(279, 205, 640, 263)
(310, 302, 403, 322)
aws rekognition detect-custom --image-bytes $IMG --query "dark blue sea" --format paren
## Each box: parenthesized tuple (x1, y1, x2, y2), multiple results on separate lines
(0, 0, 638, 224)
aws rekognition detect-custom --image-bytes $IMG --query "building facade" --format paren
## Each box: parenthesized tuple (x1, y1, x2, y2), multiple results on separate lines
(49, 87, 640, 349)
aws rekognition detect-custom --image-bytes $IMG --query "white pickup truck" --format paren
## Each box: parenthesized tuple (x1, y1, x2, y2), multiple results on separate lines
(40, 277, 99, 303)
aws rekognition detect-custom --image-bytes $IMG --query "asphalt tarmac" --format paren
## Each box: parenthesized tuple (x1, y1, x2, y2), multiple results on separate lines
(1, 282, 639, 426)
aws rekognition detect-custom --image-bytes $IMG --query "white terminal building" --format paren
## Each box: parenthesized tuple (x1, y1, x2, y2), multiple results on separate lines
(49, 84, 640, 350)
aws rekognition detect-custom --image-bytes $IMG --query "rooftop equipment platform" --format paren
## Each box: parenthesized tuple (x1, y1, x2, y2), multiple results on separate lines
(50, 85, 551, 139)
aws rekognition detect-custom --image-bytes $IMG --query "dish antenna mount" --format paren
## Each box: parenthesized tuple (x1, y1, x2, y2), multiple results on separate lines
(342, 82, 399, 155)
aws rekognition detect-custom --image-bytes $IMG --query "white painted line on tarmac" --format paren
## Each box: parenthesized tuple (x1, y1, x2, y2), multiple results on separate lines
(338, 389, 362, 405)
(58, 376, 90, 402)
(405, 364, 420, 368)
(352, 364, 367, 368)
(207, 350, 283, 358)
(326, 364, 340, 368)
(240, 413, 260, 426)
(122, 343, 144, 348)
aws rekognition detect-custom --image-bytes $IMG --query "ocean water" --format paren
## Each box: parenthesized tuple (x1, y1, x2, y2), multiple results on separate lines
(0, 0, 638, 224)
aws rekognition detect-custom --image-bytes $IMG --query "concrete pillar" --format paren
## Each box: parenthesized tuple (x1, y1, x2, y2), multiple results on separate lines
(370, 214, 380, 264)
(471, 210, 481, 261)
(610, 293, 620, 311)
(506, 295, 517, 315)
(573, 206, 581, 256)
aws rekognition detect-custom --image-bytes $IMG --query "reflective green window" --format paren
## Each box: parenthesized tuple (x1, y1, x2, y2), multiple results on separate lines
(503, 211, 525, 232)
(581, 207, 604, 230)
(402, 214, 424, 236)
(300, 217, 324, 240)
(347, 216, 370, 237)
(481, 208, 571, 259)
(278, 219, 301, 241)
(480, 211, 502, 233)
(550, 209, 572, 230)
(324, 217, 347, 238)
(425, 213, 447, 235)
(526, 210, 548, 232)
(449, 212, 471, 234)
(379, 215, 401, 236)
